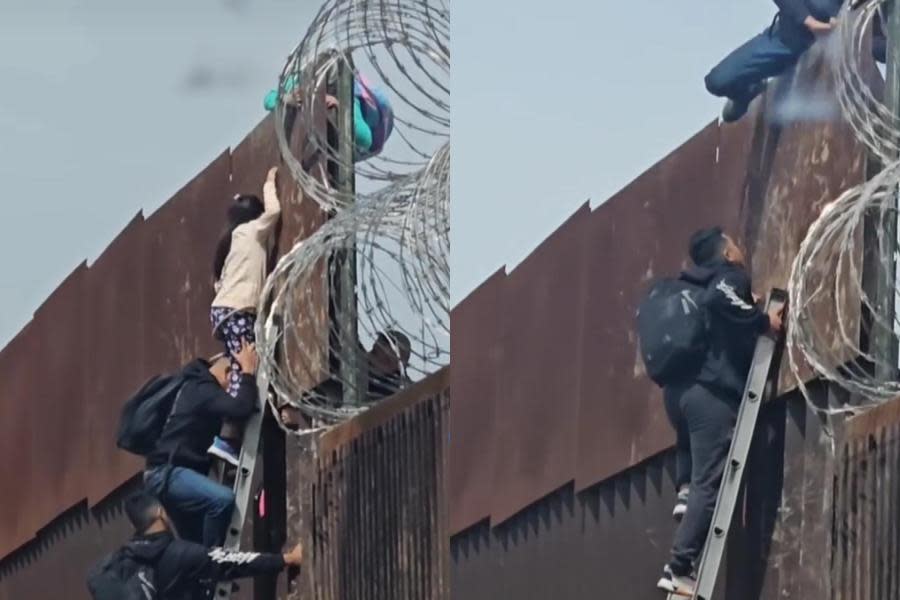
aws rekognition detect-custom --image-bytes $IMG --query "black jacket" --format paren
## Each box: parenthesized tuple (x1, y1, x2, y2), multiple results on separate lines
(681, 262, 771, 400)
(126, 531, 285, 599)
(146, 359, 257, 473)
(773, 0, 842, 48)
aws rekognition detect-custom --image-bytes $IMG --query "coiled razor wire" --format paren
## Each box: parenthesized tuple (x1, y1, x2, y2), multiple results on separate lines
(788, 0, 900, 412)
(257, 179, 449, 426)
(255, 0, 449, 431)
(788, 160, 900, 411)
(274, 0, 449, 211)
(835, 0, 898, 163)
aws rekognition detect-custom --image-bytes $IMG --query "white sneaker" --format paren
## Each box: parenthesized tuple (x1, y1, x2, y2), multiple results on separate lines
(657, 564, 696, 597)
(672, 488, 689, 522)
(207, 436, 240, 467)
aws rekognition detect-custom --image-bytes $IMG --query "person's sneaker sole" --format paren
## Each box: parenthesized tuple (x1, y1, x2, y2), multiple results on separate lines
(656, 577, 694, 597)
(672, 505, 687, 522)
(208, 444, 240, 467)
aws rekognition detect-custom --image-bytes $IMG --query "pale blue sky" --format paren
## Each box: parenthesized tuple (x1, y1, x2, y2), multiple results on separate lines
(0, 0, 315, 346)
(0, 0, 779, 345)
(451, 0, 776, 305)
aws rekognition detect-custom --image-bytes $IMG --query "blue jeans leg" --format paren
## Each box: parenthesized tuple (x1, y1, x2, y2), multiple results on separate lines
(145, 466, 235, 546)
(705, 28, 804, 105)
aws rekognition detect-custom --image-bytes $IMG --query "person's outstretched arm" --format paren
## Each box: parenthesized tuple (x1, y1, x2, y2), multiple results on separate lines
(173, 540, 303, 583)
(255, 167, 283, 237)
(206, 340, 259, 419)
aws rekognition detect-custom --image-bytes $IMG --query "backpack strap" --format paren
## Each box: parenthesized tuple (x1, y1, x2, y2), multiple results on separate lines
(158, 383, 186, 502)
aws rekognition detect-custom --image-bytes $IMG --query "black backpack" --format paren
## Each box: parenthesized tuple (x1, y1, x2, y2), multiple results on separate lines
(116, 375, 184, 456)
(86, 547, 158, 600)
(636, 277, 709, 387)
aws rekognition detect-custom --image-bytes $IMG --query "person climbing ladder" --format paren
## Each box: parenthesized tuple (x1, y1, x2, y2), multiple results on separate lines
(207, 165, 284, 466)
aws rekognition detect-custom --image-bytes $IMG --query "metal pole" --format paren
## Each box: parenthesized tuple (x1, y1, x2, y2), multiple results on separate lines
(877, 1, 900, 377)
(335, 56, 363, 407)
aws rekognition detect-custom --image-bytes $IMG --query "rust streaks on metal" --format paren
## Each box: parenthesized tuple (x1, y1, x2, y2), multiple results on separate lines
(302, 372, 449, 599)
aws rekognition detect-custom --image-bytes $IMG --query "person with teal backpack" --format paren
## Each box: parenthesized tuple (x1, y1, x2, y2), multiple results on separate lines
(264, 71, 394, 161)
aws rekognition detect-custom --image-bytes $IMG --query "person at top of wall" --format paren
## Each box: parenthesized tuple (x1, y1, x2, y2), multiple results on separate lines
(705, 0, 842, 123)
(263, 72, 395, 161)
(207, 166, 283, 466)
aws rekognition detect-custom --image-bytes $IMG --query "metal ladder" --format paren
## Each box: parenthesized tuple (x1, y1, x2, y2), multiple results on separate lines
(211, 365, 272, 600)
(667, 288, 788, 600)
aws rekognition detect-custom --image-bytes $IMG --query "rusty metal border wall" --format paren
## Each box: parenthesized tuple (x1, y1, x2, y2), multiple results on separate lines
(833, 394, 900, 600)
(0, 109, 328, 586)
(292, 368, 450, 600)
(449, 45, 869, 537)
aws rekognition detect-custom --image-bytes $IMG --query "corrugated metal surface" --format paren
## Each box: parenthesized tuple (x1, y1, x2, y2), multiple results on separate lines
(294, 368, 450, 600)
(834, 394, 900, 600)
(0, 113, 329, 578)
(449, 46, 869, 534)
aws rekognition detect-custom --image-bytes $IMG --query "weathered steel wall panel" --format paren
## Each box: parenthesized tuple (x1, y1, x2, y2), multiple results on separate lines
(142, 151, 230, 376)
(834, 394, 900, 600)
(295, 369, 449, 600)
(0, 325, 39, 554)
(84, 214, 147, 504)
(490, 205, 590, 523)
(29, 263, 89, 533)
(575, 122, 721, 491)
(448, 269, 504, 534)
(451, 451, 679, 600)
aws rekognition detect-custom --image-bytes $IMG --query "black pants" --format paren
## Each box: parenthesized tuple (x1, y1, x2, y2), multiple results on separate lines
(664, 387, 691, 491)
(664, 383, 739, 575)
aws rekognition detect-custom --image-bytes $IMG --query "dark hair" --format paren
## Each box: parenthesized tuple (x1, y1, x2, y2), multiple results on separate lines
(213, 194, 265, 280)
(124, 492, 162, 534)
(688, 226, 726, 267)
(378, 330, 412, 363)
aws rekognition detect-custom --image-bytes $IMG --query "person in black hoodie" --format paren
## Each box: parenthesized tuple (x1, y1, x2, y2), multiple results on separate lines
(143, 340, 258, 547)
(121, 491, 302, 600)
(704, 0, 842, 123)
(656, 227, 783, 596)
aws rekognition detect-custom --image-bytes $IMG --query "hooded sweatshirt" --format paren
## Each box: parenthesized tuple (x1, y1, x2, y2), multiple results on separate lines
(680, 261, 771, 400)
(146, 359, 257, 473)
(126, 531, 285, 599)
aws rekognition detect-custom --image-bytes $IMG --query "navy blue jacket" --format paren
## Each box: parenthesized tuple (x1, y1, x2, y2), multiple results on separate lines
(773, 0, 842, 48)
(681, 262, 771, 400)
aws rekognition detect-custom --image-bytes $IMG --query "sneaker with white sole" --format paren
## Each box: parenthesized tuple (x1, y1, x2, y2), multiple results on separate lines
(657, 564, 696, 597)
(721, 80, 768, 123)
(207, 436, 240, 467)
(672, 488, 689, 522)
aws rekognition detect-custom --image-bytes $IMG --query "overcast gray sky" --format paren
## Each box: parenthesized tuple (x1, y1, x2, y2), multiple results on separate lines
(0, 0, 315, 346)
(451, 0, 775, 305)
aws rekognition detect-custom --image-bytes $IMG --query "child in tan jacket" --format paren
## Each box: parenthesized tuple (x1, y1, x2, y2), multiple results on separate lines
(207, 166, 281, 465)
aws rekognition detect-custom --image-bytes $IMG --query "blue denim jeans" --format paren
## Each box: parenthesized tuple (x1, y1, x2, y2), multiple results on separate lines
(144, 465, 235, 546)
(705, 26, 804, 106)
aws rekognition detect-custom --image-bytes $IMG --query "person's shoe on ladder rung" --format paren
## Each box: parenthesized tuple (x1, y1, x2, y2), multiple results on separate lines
(657, 564, 696, 597)
(672, 486, 689, 522)
(208, 436, 240, 467)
